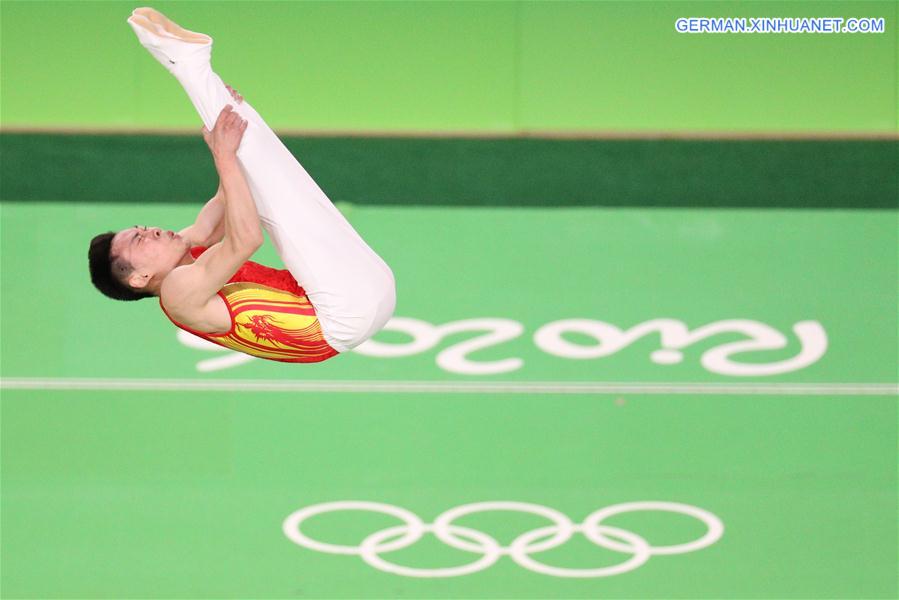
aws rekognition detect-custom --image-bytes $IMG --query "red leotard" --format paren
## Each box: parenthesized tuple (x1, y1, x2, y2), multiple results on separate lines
(159, 246, 339, 363)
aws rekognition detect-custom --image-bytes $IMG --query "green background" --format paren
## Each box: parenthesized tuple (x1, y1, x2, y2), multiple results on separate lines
(1, 1, 897, 598)
(1, 0, 896, 133)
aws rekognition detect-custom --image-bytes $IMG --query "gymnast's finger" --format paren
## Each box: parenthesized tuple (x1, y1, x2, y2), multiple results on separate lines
(215, 105, 233, 126)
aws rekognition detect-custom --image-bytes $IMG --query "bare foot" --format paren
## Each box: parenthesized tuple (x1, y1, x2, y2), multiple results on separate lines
(131, 7, 211, 44)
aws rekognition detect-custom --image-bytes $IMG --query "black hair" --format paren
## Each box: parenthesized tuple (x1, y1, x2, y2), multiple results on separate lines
(88, 231, 154, 301)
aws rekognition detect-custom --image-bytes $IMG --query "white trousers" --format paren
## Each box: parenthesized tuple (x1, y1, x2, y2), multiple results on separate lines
(127, 17, 395, 353)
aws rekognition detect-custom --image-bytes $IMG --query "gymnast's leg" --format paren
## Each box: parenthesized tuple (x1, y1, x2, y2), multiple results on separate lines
(126, 9, 395, 353)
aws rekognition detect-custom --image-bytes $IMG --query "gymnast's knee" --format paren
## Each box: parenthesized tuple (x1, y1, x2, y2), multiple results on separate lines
(351, 269, 396, 348)
(379, 265, 396, 315)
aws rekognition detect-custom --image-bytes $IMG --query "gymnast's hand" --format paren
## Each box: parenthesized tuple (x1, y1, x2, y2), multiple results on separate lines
(225, 84, 243, 104)
(202, 105, 248, 158)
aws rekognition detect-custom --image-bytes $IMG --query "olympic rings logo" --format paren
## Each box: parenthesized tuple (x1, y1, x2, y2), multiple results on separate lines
(282, 500, 724, 578)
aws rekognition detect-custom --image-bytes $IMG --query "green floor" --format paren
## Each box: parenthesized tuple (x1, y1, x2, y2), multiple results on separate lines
(1, 201, 897, 598)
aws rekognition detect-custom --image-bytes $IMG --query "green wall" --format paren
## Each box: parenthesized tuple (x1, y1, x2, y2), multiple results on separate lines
(1, 0, 896, 134)
(3, 133, 896, 208)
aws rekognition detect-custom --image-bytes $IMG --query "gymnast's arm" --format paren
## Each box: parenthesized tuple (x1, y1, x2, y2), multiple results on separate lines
(177, 85, 246, 246)
(177, 181, 225, 247)
(161, 106, 262, 312)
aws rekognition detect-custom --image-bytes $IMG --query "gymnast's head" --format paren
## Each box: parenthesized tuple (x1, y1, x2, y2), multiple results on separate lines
(88, 225, 192, 301)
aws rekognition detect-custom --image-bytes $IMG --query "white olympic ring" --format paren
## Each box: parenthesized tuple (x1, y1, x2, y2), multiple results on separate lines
(282, 500, 724, 578)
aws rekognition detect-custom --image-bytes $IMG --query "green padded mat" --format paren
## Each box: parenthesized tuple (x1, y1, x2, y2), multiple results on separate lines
(1, 199, 896, 598)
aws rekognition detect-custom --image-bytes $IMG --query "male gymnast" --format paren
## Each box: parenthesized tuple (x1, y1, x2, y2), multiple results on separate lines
(88, 7, 396, 363)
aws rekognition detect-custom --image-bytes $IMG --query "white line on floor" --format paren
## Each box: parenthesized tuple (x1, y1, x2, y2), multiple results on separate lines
(0, 378, 896, 395)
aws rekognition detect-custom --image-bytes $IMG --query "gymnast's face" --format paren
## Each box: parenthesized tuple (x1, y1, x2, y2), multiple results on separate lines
(110, 225, 192, 292)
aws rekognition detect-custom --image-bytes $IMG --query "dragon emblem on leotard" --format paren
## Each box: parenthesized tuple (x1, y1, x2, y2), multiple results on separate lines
(237, 314, 312, 347)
